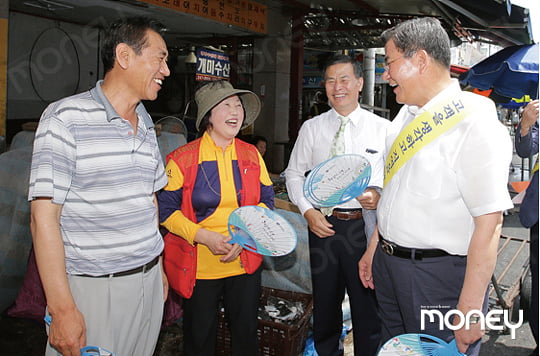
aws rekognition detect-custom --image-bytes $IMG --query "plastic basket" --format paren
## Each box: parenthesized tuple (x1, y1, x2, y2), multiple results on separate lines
(216, 287, 313, 356)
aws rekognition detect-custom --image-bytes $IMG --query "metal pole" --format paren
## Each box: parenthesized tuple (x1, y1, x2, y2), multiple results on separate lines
(362, 48, 375, 107)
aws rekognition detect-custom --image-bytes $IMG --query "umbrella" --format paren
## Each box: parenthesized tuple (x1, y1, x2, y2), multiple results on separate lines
(459, 43, 539, 100)
(499, 95, 532, 109)
(473, 88, 532, 108)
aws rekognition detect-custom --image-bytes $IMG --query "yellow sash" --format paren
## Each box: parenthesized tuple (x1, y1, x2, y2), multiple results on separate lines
(384, 94, 473, 186)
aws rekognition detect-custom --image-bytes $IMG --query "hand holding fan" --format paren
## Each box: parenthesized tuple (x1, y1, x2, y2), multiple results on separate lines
(304, 154, 371, 207)
(44, 315, 118, 355)
(228, 205, 297, 256)
(377, 333, 466, 356)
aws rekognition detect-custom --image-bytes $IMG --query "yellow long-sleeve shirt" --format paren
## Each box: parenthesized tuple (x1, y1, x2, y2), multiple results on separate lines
(159, 132, 274, 279)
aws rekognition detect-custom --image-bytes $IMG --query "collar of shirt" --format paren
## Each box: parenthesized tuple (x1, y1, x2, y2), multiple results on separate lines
(405, 79, 461, 122)
(329, 105, 371, 155)
(91, 80, 154, 131)
(331, 104, 364, 128)
(200, 131, 237, 160)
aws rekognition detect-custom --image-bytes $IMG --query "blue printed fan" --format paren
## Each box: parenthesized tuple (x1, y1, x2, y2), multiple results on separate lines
(228, 205, 297, 256)
(303, 154, 371, 207)
(377, 333, 466, 356)
(80, 346, 118, 356)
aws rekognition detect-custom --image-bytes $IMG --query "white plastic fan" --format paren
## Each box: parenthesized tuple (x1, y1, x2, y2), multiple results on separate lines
(303, 154, 371, 208)
(377, 333, 465, 356)
(228, 206, 297, 256)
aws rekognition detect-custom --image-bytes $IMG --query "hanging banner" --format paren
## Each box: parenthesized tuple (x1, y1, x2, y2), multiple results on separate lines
(302, 76, 323, 88)
(195, 48, 231, 81)
(139, 0, 267, 34)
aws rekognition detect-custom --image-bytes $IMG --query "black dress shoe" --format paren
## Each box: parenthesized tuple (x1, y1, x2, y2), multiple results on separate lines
(530, 346, 539, 356)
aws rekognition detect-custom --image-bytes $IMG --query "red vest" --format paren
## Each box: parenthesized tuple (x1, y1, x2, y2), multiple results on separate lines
(163, 138, 263, 298)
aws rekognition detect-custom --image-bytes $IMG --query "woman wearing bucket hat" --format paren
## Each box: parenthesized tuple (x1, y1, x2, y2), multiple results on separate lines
(158, 80, 274, 355)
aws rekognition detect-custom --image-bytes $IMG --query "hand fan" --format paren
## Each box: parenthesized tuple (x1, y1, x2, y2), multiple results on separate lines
(80, 346, 118, 356)
(377, 333, 466, 356)
(44, 316, 118, 356)
(303, 154, 371, 207)
(228, 205, 297, 256)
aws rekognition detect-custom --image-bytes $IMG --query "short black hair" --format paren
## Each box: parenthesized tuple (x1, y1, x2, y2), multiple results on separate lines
(323, 54, 363, 79)
(101, 16, 166, 74)
(251, 135, 267, 145)
(198, 111, 212, 133)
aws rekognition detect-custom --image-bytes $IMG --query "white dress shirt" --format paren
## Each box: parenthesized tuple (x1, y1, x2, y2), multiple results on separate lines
(285, 105, 389, 216)
(377, 80, 513, 255)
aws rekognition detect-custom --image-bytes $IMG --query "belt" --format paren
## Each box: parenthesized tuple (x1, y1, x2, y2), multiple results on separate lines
(379, 236, 450, 260)
(331, 209, 363, 221)
(79, 256, 160, 278)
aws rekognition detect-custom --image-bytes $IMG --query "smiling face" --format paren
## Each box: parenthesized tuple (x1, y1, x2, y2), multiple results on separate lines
(382, 39, 421, 106)
(324, 62, 363, 117)
(208, 95, 245, 147)
(129, 29, 170, 101)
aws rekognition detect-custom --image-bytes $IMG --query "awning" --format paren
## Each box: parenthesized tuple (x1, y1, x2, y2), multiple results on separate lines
(435, 0, 534, 46)
(295, 0, 534, 50)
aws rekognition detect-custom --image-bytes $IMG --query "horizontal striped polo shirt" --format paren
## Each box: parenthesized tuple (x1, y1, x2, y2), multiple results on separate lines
(28, 80, 168, 275)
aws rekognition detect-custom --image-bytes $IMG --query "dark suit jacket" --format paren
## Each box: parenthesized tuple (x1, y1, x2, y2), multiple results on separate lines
(515, 122, 539, 228)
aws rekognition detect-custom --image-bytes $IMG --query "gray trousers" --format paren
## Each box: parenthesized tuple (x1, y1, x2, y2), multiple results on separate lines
(373, 244, 486, 356)
(45, 262, 164, 356)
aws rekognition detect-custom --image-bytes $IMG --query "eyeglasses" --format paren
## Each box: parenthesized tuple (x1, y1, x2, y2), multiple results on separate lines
(383, 56, 403, 71)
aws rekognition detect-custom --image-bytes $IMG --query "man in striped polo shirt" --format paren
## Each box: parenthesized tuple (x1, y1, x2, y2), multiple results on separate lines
(28, 17, 170, 356)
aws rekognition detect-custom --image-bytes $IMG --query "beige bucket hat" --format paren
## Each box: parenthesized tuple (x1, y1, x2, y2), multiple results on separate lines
(195, 80, 261, 131)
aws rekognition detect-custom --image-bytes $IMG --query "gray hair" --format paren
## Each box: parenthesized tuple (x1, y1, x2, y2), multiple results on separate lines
(381, 17, 451, 69)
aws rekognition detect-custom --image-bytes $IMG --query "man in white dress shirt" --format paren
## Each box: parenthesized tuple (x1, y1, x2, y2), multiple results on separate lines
(286, 54, 388, 356)
(358, 18, 513, 356)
